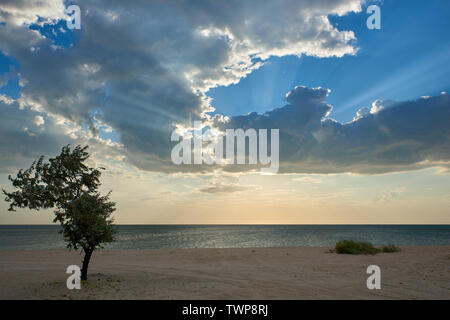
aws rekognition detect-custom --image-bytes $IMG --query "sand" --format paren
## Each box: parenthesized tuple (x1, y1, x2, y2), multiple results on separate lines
(0, 246, 449, 300)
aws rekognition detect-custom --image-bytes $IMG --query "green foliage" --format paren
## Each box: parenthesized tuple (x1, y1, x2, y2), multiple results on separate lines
(3, 145, 103, 212)
(335, 240, 381, 255)
(381, 243, 401, 253)
(334, 240, 401, 255)
(3, 145, 116, 279)
(56, 193, 116, 251)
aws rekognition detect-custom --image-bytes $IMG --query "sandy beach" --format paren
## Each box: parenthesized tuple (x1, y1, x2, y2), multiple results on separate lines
(0, 246, 449, 300)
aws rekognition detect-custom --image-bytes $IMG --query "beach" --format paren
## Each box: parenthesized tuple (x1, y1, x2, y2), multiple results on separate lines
(0, 246, 449, 300)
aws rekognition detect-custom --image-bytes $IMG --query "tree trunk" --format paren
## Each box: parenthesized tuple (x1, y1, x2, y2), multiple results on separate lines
(81, 248, 93, 280)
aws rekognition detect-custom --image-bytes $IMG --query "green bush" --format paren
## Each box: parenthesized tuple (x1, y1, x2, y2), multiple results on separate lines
(335, 240, 380, 255)
(334, 240, 400, 255)
(381, 243, 400, 253)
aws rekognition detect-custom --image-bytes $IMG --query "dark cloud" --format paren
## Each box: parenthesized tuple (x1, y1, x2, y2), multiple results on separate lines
(3, 1, 449, 175)
(0, 0, 363, 172)
(0, 98, 69, 173)
(216, 88, 450, 174)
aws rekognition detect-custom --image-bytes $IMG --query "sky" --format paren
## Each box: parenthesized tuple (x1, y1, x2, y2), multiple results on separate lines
(0, 0, 449, 224)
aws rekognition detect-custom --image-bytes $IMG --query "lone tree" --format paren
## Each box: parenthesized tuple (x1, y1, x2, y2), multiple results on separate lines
(2, 145, 116, 280)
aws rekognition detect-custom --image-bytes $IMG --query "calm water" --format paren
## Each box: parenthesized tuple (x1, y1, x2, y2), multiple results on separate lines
(0, 225, 450, 250)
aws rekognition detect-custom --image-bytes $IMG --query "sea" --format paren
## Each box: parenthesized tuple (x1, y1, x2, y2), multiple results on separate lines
(1, 225, 450, 250)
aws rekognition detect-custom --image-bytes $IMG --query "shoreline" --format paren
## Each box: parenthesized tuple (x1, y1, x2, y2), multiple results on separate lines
(0, 246, 449, 300)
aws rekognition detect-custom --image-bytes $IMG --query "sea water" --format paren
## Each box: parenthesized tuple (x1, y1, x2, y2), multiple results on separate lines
(1, 225, 449, 250)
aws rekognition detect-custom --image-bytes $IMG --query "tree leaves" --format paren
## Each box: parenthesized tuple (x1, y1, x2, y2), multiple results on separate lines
(2, 144, 116, 251)
(3, 145, 102, 211)
(56, 193, 117, 251)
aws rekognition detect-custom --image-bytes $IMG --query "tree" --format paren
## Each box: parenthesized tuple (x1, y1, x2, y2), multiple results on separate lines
(2, 145, 117, 280)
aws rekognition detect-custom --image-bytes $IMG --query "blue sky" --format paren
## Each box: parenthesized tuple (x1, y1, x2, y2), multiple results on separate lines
(208, 0, 450, 122)
(0, 16, 79, 99)
(0, 52, 20, 99)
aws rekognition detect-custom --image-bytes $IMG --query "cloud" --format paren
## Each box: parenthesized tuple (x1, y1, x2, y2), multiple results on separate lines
(197, 171, 259, 194)
(286, 86, 331, 105)
(0, 0, 66, 26)
(0, 94, 14, 105)
(33, 115, 44, 126)
(292, 176, 323, 184)
(2, 1, 449, 176)
(199, 181, 260, 194)
(0, 0, 364, 173)
(216, 88, 450, 174)
(376, 188, 405, 202)
(0, 97, 68, 172)
(0, 97, 123, 174)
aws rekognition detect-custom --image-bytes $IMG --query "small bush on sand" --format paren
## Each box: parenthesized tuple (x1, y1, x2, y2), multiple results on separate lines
(381, 243, 400, 253)
(335, 240, 401, 255)
(335, 240, 380, 255)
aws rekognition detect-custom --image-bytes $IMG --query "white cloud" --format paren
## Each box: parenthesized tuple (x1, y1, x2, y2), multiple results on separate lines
(0, 94, 14, 105)
(370, 99, 397, 114)
(0, 0, 67, 26)
(33, 115, 44, 126)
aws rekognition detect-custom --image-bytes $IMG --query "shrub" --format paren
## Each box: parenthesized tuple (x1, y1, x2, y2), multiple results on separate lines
(335, 240, 381, 255)
(381, 243, 400, 253)
(334, 240, 401, 255)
